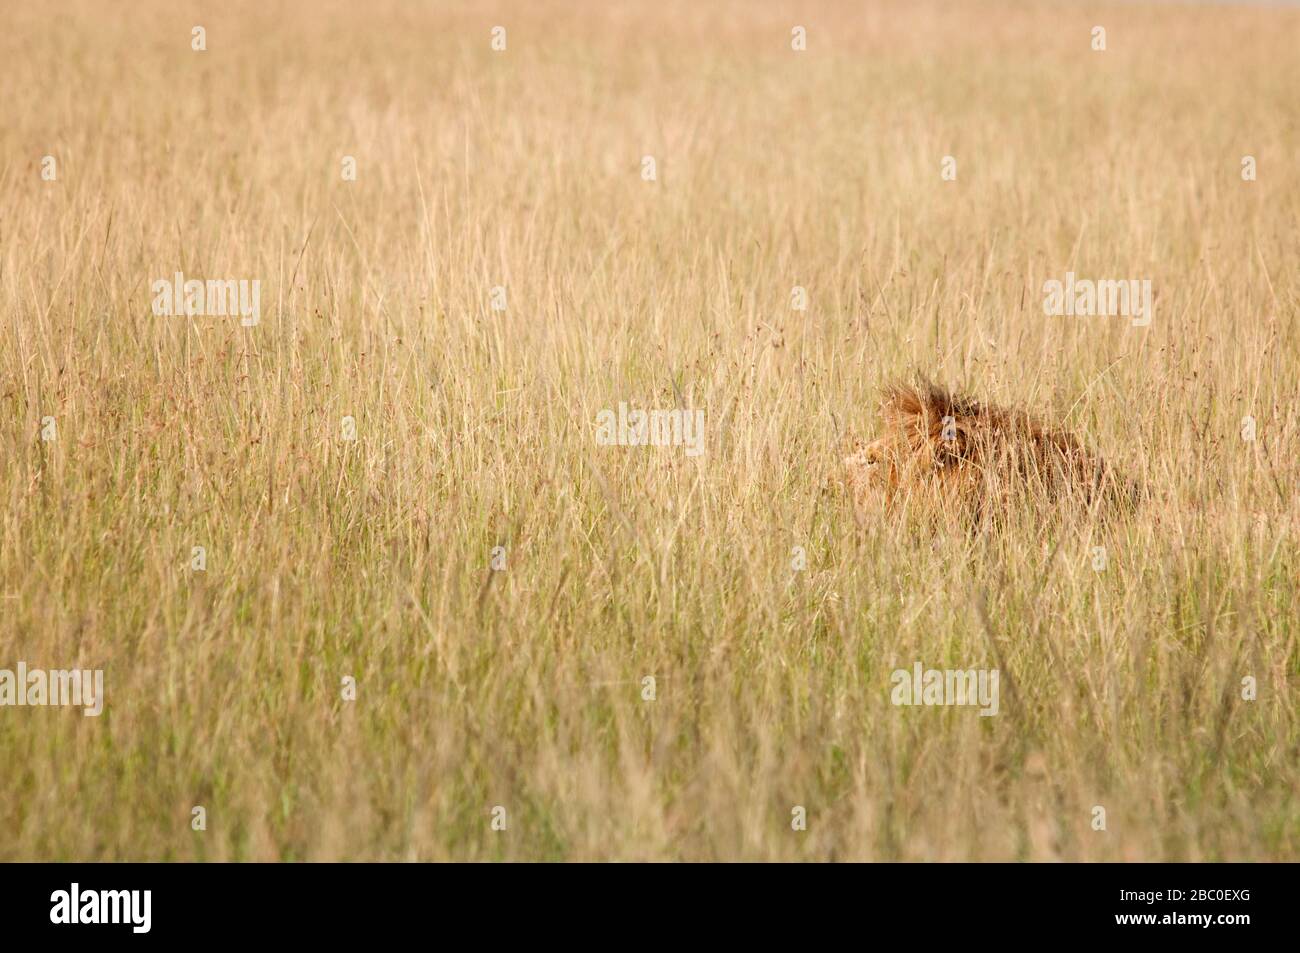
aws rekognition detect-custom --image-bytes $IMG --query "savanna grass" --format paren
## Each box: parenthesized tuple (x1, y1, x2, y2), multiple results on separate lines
(0, 0, 1296, 860)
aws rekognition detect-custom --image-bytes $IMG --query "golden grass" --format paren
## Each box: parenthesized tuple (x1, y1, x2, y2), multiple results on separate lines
(1, 0, 1297, 860)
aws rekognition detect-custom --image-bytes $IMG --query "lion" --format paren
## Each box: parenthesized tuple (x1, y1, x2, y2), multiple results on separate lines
(843, 380, 1134, 526)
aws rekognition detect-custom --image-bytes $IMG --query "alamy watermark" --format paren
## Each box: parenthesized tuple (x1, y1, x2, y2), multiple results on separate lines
(595, 403, 705, 457)
(151, 272, 261, 326)
(890, 662, 999, 716)
(0, 662, 104, 716)
(1043, 272, 1152, 327)
(50, 883, 150, 933)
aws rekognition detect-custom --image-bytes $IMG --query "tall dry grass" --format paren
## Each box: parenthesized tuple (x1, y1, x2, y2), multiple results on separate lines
(0, 0, 1296, 860)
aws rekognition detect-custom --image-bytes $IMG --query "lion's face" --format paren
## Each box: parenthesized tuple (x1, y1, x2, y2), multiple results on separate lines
(843, 435, 922, 506)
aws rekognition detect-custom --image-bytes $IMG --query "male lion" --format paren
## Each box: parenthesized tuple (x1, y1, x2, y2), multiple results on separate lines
(843, 381, 1132, 525)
